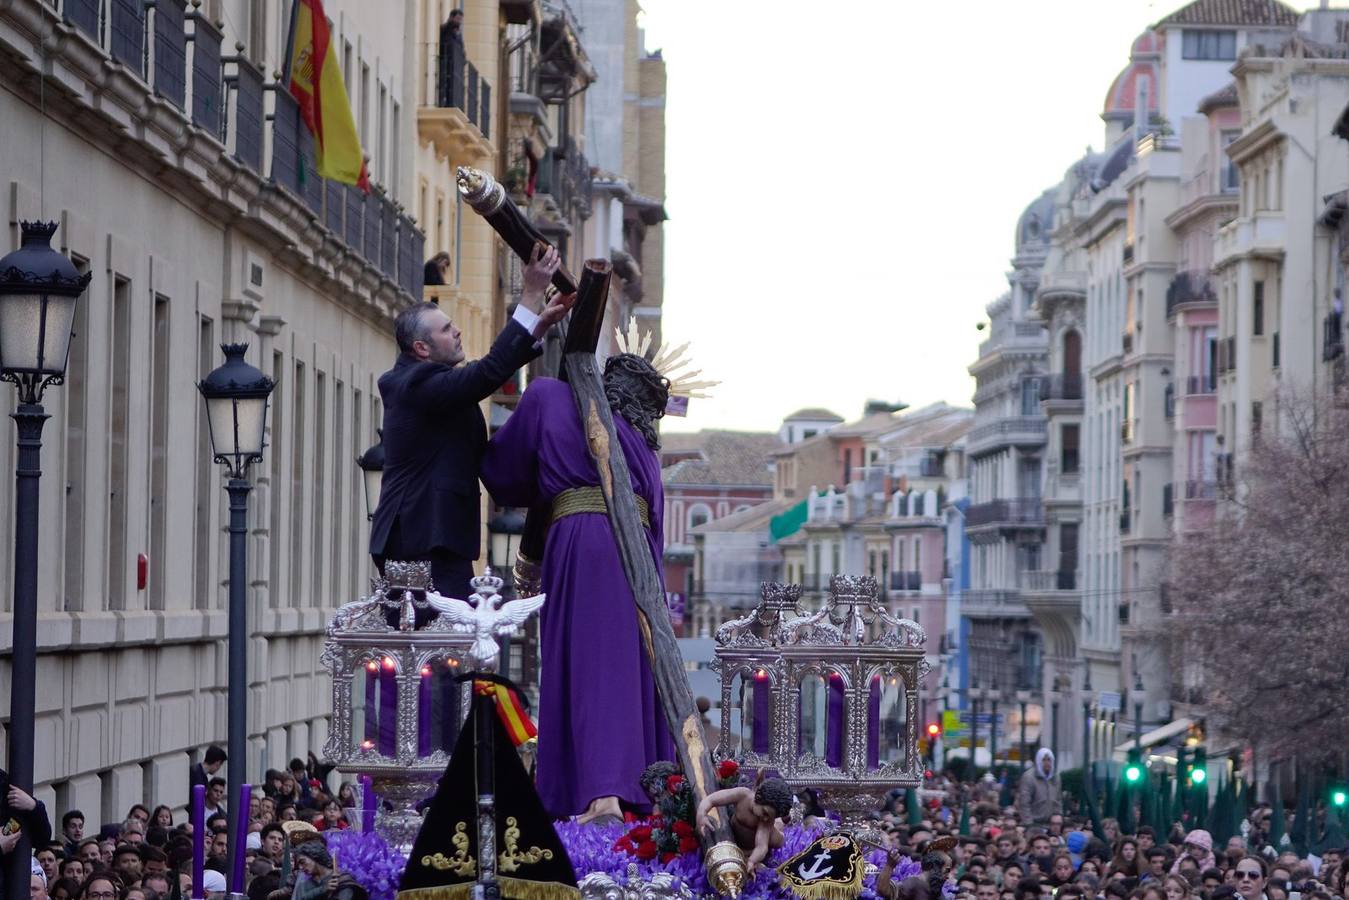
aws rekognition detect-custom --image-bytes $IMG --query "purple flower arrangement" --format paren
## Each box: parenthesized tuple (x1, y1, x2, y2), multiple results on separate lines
(554, 820, 919, 898)
(326, 821, 921, 900)
(325, 829, 407, 900)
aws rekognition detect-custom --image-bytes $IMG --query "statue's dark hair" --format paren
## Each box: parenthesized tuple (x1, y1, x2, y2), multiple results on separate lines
(603, 353, 670, 450)
(754, 777, 794, 819)
(638, 761, 680, 802)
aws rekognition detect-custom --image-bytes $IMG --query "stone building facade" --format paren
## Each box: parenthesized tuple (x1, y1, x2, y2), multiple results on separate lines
(0, 0, 472, 823)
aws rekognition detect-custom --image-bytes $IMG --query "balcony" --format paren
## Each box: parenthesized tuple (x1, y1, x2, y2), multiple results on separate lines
(418, 40, 495, 163)
(1184, 480, 1217, 500)
(1039, 373, 1084, 403)
(889, 571, 922, 592)
(962, 589, 1029, 618)
(975, 320, 1047, 359)
(1325, 312, 1344, 361)
(1166, 271, 1217, 319)
(966, 415, 1047, 457)
(965, 498, 1044, 529)
(1185, 374, 1216, 395)
(1022, 569, 1078, 591)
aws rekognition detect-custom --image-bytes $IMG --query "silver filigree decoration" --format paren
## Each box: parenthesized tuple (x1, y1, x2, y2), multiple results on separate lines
(578, 862, 695, 899)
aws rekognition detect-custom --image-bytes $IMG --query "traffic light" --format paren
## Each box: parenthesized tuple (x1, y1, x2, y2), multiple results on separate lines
(1188, 747, 1208, 786)
(925, 722, 941, 759)
(1124, 747, 1144, 785)
(927, 722, 941, 739)
(1331, 787, 1347, 808)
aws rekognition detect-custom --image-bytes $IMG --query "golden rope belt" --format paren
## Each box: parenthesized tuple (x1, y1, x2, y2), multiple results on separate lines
(550, 485, 651, 530)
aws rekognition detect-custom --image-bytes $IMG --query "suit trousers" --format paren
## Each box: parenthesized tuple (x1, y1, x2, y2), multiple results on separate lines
(371, 517, 477, 626)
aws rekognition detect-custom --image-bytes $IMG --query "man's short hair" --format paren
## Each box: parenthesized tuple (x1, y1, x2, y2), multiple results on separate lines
(394, 302, 440, 354)
(208, 777, 226, 790)
(1146, 847, 1169, 860)
(1136, 826, 1156, 839)
(140, 847, 167, 865)
(114, 845, 140, 861)
(449, 8, 462, 16)
(78, 838, 101, 852)
(259, 824, 284, 843)
(204, 746, 227, 765)
(62, 811, 85, 829)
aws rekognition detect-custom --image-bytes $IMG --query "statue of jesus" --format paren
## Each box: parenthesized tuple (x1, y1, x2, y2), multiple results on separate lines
(480, 354, 674, 823)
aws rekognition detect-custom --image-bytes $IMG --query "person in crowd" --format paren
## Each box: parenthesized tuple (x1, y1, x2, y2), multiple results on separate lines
(203, 779, 226, 818)
(190, 748, 227, 793)
(111, 847, 142, 888)
(79, 873, 121, 900)
(48, 879, 79, 900)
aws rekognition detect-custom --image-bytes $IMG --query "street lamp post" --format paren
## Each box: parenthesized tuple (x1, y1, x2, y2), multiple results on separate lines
(487, 509, 526, 678)
(0, 221, 90, 900)
(1050, 691, 1060, 761)
(969, 678, 983, 773)
(1016, 687, 1032, 769)
(198, 343, 275, 895)
(1133, 671, 1145, 752)
(357, 429, 385, 521)
(989, 677, 1001, 770)
(1081, 665, 1094, 784)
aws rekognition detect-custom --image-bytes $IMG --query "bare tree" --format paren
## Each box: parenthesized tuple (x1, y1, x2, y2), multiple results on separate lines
(1166, 391, 1349, 761)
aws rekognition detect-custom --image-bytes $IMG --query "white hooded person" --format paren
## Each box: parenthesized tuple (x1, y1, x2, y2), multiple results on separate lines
(1016, 747, 1063, 824)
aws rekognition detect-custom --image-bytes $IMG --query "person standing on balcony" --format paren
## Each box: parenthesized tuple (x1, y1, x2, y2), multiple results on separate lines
(369, 244, 573, 601)
(437, 8, 464, 107)
(423, 252, 451, 287)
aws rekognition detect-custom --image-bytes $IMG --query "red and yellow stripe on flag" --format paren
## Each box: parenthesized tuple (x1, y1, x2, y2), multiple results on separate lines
(474, 681, 538, 746)
(287, 0, 369, 189)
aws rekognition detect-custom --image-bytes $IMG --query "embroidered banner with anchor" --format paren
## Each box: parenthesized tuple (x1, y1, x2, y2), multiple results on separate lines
(776, 833, 866, 900)
(397, 676, 578, 900)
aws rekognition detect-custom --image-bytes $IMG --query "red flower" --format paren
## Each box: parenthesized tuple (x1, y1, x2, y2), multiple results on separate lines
(660, 851, 676, 863)
(672, 819, 693, 837)
(666, 775, 686, 793)
(628, 825, 653, 842)
(679, 835, 700, 854)
(635, 840, 659, 860)
(613, 836, 635, 853)
(717, 760, 739, 780)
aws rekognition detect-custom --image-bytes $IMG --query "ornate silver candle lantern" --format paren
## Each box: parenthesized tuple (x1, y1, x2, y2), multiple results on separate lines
(711, 576, 927, 835)
(320, 561, 476, 852)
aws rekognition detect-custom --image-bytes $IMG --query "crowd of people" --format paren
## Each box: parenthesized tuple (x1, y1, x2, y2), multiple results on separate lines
(872, 750, 1348, 900)
(4, 750, 366, 900)
(7, 742, 1348, 900)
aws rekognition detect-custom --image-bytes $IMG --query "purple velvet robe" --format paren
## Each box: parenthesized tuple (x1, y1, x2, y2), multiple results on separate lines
(480, 377, 672, 817)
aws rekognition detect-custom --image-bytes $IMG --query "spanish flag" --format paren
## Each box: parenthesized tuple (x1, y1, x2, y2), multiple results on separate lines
(286, 0, 369, 190)
(474, 680, 538, 747)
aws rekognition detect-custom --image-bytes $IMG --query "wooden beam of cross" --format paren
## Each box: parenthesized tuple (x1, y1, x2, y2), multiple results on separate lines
(561, 261, 748, 896)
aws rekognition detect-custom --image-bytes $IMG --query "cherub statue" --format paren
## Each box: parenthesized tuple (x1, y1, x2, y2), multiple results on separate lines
(694, 771, 792, 872)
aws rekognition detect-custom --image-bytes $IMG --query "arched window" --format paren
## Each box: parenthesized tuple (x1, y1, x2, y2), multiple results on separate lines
(687, 503, 712, 532)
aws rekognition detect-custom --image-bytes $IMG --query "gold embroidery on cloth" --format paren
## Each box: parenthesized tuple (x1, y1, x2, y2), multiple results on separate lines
(421, 823, 475, 876)
(497, 817, 553, 873)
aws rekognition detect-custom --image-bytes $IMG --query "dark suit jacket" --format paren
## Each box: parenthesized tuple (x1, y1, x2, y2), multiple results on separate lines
(370, 319, 541, 562)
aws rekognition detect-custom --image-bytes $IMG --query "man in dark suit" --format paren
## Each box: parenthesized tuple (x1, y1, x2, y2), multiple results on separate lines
(370, 245, 571, 599)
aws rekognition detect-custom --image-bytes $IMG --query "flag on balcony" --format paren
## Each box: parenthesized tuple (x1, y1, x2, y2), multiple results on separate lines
(286, 0, 369, 191)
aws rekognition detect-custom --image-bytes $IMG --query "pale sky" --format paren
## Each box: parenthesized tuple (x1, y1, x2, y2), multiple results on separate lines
(635, 0, 1307, 434)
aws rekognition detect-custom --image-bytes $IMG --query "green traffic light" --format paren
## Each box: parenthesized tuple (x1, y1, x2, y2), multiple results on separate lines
(1333, 789, 1347, 807)
(1191, 767, 1207, 785)
(1125, 764, 1143, 784)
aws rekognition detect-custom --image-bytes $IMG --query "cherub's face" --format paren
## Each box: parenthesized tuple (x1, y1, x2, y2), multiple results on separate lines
(750, 801, 777, 823)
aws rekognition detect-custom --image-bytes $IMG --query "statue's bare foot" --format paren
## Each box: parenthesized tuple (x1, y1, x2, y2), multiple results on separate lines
(576, 795, 622, 825)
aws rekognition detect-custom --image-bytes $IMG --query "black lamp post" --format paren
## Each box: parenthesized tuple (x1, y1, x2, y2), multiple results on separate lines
(989, 676, 1001, 769)
(198, 343, 274, 894)
(1133, 670, 1145, 752)
(0, 221, 90, 900)
(487, 508, 526, 676)
(357, 429, 385, 521)
(1016, 686, 1032, 770)
(1082, 665, 1094, 780)
(1050, 688, 1060, 760)
(969, 677, 983, 773)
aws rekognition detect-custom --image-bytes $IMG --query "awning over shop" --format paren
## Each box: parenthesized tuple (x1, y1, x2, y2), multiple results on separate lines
(1112, 716, 1193, 758)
